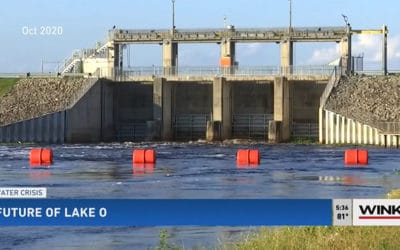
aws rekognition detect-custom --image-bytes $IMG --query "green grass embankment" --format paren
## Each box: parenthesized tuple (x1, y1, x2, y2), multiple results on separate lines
(0, 78, 18, 98)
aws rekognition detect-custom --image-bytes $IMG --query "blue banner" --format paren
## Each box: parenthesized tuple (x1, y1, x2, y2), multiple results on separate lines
(0, 199, 332, 226)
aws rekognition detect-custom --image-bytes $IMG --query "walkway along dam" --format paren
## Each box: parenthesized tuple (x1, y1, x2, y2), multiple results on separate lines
(1, 24, 398, 146)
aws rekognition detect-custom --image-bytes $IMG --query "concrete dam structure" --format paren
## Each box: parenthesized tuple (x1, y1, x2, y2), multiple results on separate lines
(0, 24, 392, 144)
(0, 76, 325, 143)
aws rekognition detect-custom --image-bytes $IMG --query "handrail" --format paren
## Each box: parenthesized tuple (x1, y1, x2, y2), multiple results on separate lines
(320, 66, 341, 108)
(118, 65, 336, 78)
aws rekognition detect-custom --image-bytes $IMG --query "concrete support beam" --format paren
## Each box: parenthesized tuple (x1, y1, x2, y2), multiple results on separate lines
(162, 40, 178, 75)
(273, 77, 291, 141)
(280, 39, 293, 75)
(213, 77, 231, 140)
(153, 78, 173, 140)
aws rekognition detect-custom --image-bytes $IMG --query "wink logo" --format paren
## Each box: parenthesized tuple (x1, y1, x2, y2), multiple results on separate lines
(359, 205, 400, 215)
(353, 199, 400, 225)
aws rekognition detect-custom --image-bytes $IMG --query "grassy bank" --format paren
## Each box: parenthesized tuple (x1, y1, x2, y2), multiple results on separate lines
(0, 78, 18, 97)
(224, 226, 400, 250)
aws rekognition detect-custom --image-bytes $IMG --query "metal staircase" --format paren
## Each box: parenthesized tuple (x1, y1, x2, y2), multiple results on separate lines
(58, 42, 107, 74)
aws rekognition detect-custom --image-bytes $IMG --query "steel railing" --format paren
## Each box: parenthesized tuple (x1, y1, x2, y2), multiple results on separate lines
(118, 65, 336, 78)
(292, 122, 319, 138)
(232, 114, 273, 139)
(174, 114, 210, 140)
(320, 66, 342, 108)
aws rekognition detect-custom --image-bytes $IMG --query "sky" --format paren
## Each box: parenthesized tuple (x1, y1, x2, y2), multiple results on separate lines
(1, 0, 399, 72)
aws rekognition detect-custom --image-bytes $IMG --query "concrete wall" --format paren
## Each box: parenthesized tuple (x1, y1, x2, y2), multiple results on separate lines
(231, 82, 273, 114)
(173, 83, 212, 114)
(113, 82, 153, 122)
(65, 81, 102, 142)
(0, 111, 65, 143)
(0, 79, 115, 143)
(83, 58, 108, 75)
(291, 81, 326, 122)
(0, 77, 329, 143)
(100, 80, 114, 141)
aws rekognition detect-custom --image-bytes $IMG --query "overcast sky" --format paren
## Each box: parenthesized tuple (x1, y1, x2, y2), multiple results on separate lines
(1, 0, 399, 72)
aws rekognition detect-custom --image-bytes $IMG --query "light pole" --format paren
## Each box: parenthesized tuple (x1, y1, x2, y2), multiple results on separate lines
(172, 0, 176, 31)
(289, 0, 292, 33)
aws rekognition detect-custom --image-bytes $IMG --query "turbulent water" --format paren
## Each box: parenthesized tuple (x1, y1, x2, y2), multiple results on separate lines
(0, 142, 399, 249)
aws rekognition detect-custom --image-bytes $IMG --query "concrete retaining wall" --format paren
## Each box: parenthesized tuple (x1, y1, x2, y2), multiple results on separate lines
(0, 79, 115, 143)
(320, 109, 399, 147)
(0, 111, 65, 143)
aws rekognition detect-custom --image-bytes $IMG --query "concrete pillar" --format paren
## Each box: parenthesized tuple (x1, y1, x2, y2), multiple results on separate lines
(220, 39, 236, 74)
(369, 127, 374, 145)
(206, 121, 221, 141)
(325, 110, 330, 144)
(268, 120, 282, 143)
(318, 107, 325, 144)
(346, 119, 352, 144)
(335, 115, 340, 144)
(274, 77, 291, 141)
(387, 135, 392, 147)
(329, 112, 334, 144)
(363, 125, 368, 144)
(153, 78, 173, 140)
(341, 116, 346, 144)
(357, 122, 362, 144)
(280, 39, 293, 75)
(213, 77, 231, 139)
(163, 40, 178, 75)
(375, 129, 380, 146)
(107, 41, 121, 79)
(340, 31, 352, 75)
(380, 134, 385, 147)
(351, 120, 356, 144)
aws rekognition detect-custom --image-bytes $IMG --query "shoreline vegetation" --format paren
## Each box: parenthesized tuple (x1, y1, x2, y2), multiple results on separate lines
(156, 226, 400, 250)
(154, 191, 400, 249)
(223, 226, 400, 250)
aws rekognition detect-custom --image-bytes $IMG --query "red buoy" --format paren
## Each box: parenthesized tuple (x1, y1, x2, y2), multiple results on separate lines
(29, 148, 53, 167)
(237, 149, 260, 165)
(357, 150, 368, 165)
(344, 149, 368, 165)
(133, 149, 156, 164)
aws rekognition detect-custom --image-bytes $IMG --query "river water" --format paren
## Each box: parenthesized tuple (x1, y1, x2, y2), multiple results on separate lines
(0, 142, 399, 249)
